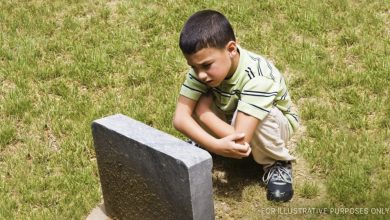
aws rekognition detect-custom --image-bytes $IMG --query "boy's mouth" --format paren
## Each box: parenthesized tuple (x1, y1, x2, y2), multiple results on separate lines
(207, 80, 220, 87)
(205, 80, 214, 86)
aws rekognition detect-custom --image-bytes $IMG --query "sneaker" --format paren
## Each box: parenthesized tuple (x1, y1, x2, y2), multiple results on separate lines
(262, 161, 293, 202)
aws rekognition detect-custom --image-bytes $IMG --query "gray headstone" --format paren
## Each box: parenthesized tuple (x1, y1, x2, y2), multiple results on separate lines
(91, 114, 214, 220)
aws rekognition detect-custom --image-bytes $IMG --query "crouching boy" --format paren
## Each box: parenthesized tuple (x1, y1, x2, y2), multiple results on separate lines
(173, 10, 299, 202)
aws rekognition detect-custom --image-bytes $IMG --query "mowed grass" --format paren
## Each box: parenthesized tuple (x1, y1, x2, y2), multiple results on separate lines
(1, 0, 389, 219)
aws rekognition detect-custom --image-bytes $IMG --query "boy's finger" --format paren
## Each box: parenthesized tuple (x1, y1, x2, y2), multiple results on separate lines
(244, 147, 252, 157)
(234, 142, 250, 153)
(236, 148, 250, 158)
(239, 147, 251, 157)
(228, 132, 245, 141)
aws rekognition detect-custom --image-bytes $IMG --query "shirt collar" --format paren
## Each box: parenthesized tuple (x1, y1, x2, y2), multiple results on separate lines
(223, 45, 245, 85)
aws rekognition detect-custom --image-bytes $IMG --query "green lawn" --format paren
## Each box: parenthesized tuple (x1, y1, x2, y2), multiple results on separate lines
(1, 0, 389, 219)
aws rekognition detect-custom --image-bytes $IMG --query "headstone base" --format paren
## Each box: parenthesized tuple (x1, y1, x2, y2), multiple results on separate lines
(86, 203, 109, 220)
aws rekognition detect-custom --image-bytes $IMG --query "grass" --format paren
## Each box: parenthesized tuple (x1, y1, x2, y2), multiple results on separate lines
(1, 0, 389, 219)
(299, 181, 319, 199)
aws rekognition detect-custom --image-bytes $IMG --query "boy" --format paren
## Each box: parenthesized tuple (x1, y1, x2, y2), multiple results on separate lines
(173, 10, 299, 202)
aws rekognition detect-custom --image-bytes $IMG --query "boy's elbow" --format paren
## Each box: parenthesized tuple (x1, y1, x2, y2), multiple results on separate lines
(172, 114, 182, 131)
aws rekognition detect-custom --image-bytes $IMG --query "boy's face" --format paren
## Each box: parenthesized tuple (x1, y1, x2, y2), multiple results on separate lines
(184, 42, 238, 87)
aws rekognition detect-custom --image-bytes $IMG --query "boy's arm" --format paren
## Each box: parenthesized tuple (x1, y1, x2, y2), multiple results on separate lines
(195, 94, 235, 138)
(198, 110, 259, 145)
(173, 95, 251, 159)
(233, 112, 260, 145)
(195, 94, 260, 144)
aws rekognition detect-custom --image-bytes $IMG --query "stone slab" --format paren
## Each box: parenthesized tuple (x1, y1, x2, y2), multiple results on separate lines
(91, 114, 214, 220)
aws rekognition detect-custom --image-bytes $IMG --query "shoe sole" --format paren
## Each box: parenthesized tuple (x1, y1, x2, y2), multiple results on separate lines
(267, 190, 294, 202)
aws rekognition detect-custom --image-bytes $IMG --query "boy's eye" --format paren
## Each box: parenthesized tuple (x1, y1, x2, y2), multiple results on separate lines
(202, 63, 211, 68)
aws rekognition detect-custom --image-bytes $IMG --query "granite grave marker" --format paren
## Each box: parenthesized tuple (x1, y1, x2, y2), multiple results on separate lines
(90, 114, 214, 220)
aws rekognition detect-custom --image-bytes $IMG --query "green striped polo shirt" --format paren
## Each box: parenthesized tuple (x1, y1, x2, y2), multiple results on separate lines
(180, 46, 299, 133)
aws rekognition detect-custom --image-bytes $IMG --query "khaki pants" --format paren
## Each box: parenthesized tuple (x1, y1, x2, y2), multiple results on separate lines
(215, 106, 295, 168)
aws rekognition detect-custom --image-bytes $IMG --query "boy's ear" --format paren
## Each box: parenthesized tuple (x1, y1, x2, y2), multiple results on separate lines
(226, 41, 238, 57)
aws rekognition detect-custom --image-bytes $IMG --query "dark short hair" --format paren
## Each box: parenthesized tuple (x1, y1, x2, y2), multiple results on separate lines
(179, 10, 236, 54)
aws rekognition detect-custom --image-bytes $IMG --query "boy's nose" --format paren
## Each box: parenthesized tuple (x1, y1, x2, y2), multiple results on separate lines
(198, 71, 208, 82)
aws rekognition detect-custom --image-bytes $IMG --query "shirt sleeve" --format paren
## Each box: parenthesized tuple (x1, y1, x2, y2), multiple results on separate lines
(237, 77, 278, 121)
(179, 70, 209, 101)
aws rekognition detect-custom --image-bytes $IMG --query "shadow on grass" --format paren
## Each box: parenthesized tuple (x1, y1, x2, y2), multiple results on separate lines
(211, 154, 265, 200)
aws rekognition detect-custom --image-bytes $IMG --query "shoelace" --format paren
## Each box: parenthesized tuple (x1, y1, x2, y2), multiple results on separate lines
(262, 163, 292, 185)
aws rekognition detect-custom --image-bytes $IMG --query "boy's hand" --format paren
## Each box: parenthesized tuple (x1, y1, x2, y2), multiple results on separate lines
(214, 133, 251, 159)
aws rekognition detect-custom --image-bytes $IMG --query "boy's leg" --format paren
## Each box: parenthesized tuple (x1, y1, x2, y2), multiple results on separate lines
(245, 107, 295, 167)
(232, 107, 295, 202)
